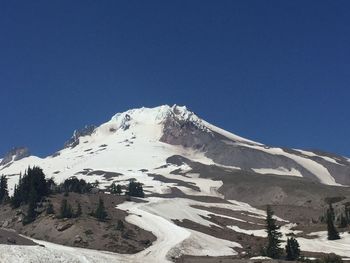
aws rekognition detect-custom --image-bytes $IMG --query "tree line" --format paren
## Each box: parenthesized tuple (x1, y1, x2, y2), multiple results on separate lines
(264, 205, 343, 262)
(0, 166, 145, 225)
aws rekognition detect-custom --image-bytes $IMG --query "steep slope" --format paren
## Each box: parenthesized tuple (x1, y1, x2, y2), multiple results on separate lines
(1, 105, 350, 262)
(1, 104, 349, 192)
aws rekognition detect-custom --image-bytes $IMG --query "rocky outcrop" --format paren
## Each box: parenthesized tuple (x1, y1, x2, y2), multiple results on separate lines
(64, 125, 96, 149)
(160, 107, 350, 185)
(0, 147, 30, 166)
(56, 222, 73, 232)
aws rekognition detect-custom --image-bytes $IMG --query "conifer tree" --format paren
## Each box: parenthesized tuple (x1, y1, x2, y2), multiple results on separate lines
(339, 213, 348, 228)
(285, 237, 300, 260)
(23, 188, 37, 225)
(75, 202, 82, 217)
(60, 199, 73, 218)
(92, 180, 100, 188)
(116, 219, 124, 231)
(10, 166, 49, 208)
(126, 180, 144, 198)
(327, 204, 340, 240)
(94, 198, 108, 221)
(0, 175, 9, 204)
(265, 205, 283, 258)
(46, 202, 55, 215)
(11, 184, 21, 208)
(116, 184, 122, 195)
(110, 182, 117, 194)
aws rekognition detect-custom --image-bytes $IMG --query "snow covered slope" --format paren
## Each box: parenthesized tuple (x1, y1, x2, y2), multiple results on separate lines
(1, 104, 350, 262)
(1, 104, 348, 189)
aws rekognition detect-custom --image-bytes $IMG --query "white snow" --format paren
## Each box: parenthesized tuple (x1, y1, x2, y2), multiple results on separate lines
(296, 149, 341, 165)
(297, 231, 350, 258)
(235, 143, 340, 186)
(202, 119, 262, 145)
(1, 105, 349, 261)
(228, 223, 300, 238)
(253, 167, 303, 177)
(0, 241, 126, 263)
(117, 197, 244, 261)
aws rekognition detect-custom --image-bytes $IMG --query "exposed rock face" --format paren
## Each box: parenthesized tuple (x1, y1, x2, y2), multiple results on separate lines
(64, 125, 96, 149)
(0, 147, 30, 166)
(160, 107, 350, 185)
(56, 222, 73, 232)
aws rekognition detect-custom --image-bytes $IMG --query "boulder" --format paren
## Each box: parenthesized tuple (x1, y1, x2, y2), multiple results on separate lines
(2, 220, 9, 227)
(56, 222, 73, 232)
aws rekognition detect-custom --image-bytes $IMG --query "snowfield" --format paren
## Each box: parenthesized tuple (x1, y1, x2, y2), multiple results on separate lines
(1, 105, 350, 262)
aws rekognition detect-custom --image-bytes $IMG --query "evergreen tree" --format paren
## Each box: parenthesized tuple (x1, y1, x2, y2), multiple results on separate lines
(92, 180, 100, 188)
(328, 203, 335, 221)
(59, 199, 73, 218)
(116, 219, 124, 231)
(116, 184, 122, 195)
(338, 213, 348, 228)
(126, 180, 144, 198)
(93, 198, 108, 221)
(285, 237, 300, 260)
(110, 182, 117, 194)
(46, 202, 55, 215)
(75, 202, 82, 217)
(23, 188, 37, 225)
(10, 166, 49, 208)
(265, 205, 283, 258)
(0, 175, 9, 204)
(327, 204, 340, 240)
(61, 177, 92, 194)
(11, 184, 21, 208)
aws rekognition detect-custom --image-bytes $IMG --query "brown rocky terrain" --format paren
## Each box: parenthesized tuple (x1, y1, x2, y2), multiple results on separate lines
(0, 192, 155, 254)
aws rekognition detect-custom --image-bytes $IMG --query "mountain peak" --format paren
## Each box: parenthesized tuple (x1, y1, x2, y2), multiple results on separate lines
(64, 125, 97, 149)
(0, 146, 30, 166)
(108, 104, 202, 129)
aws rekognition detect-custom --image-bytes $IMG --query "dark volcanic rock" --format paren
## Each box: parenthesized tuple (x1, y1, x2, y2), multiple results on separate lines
(160, 109, 350, 185)
(0, 147, 30, 166)
(64, 125, 97, 149)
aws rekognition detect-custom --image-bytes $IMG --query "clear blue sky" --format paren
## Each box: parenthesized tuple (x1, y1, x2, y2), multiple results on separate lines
(1, 1, 349, 157)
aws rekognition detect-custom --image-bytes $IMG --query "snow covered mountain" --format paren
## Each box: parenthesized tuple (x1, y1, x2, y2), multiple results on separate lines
(1, 104, 349, 191)
(1, 105, 350, 262)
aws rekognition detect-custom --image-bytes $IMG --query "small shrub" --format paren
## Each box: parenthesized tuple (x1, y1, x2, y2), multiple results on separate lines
(59, 199, 74, 218)
(322, 253, 343, 263)
(116, 220, 124, 231)
(92, 198, 108, 221)
(46, 202, 55, 215)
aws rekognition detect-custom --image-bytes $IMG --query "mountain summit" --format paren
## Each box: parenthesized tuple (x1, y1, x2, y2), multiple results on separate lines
(1, 105, 350, 190)
(1, 105, 350, 261)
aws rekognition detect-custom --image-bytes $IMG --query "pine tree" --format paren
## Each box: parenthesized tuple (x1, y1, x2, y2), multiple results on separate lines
(46, 202, 55, 215)
(110, 182, 117, 194)
(265, 205, 283, 258)
(92, 180, 100, 188)
(285, 237, 300, 260)
(11, 184, 21, 208)
(116, 219, 124, 231)
(0, 175, 9, 204)
(116, 184, 122, 195)
(11, 166, 50, 208)
(126, 180, 144, 198)
(59, 199, 73, 218)
(338, 213, 348, 228)
(327, 204, 340, 240)
(93, 198, 108, 221)
(23, 188, 37, 225)
(75, 202, 82, 217)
